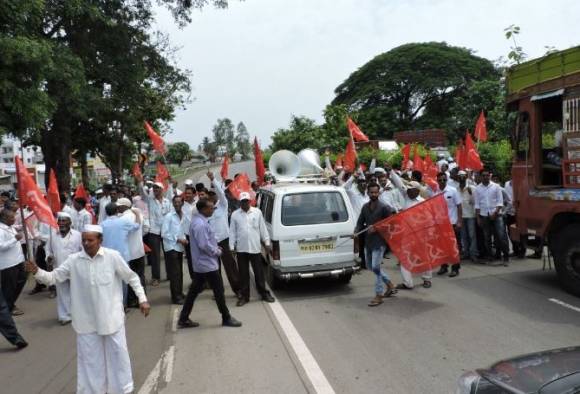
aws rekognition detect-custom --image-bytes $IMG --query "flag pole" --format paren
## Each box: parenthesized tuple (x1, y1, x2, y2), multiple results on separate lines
(16, 144, 34, 261)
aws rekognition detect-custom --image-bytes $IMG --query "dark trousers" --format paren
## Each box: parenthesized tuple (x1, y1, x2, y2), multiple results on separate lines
(358, 233, 366, 268)
(179, 270, 230, 323)
(0, 263, 26, 311)
(184, 235, 194, 281)
(505, 215, 525, 257)
(441, 225, 462, 271)
(145, 233, 162, 280)
(480, 215, 510, 259)
(0, 289, 22, 345)
(237, 252, 269, 301)
(127, 257, 146, 307)
(218, 239, 241, 295)
(164, 250, 184, 303)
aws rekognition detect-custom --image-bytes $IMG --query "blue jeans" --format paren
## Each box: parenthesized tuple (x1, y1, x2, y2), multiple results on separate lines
(460, 218, 478, 259)
(365, 246, 390, 294)
(480, 215, 510, 259)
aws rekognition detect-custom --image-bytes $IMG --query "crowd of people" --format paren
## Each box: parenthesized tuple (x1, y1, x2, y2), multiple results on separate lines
(0, 170, 275, 392)
(340, 153, 526, 306)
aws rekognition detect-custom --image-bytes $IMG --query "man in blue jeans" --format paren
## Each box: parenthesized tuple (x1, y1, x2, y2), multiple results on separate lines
(458, 171, 478, 262)
(355, 183, 396, 307)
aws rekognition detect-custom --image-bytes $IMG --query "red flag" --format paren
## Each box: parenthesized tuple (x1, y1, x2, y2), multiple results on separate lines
(253, 137, 266, 185)
(15, 156, 57, 228)
(374, 194, 459, 273)
(413, 144, 425, 173)
(465, 131, 484, 171)
(74, 183, 96, 223)
(455, 140, 465, 169)
(359, 163, 367, 172)
(144, 121, 166, 155)
(346, 117, 369, 142)
(474, 110, 488, 142)
(335, 153, 343, 169)
(227, 173, 256, 205)
(47, 169, 60, 214)
(424, 153, 438, 178)
(131, 162, 142, 179)
(401, 144, 411, 170)
(343, 135, 357, 172)
(155, 161, 170, 190)
(220, 154, 229, 180)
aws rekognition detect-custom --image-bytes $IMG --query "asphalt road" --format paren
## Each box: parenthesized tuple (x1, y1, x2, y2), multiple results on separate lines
(2, 161, 580, 394)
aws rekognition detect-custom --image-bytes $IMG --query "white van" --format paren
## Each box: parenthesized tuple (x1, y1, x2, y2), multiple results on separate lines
(257, 183, 359, 288)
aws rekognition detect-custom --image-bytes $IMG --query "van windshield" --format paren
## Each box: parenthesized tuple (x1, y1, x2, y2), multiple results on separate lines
(281, 192, 349, 226)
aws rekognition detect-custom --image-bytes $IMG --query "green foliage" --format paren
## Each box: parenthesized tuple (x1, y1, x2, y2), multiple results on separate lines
(504, 25, 527, 64)
(332, 42, 499, 140)
(167, 142, 191, 165)
(235, 122, 252, 160)
(270, 115, 326, 152)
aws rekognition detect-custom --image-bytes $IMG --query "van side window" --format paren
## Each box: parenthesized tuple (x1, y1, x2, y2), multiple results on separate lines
(265, 195, 274, 224)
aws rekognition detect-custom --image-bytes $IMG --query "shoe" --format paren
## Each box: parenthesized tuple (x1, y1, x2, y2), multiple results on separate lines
(368, 295, 384, 307)
(222, 317, 242, 327)
(48, 290, 57, 299)
(60, 320, 72, 326)
(422, 280, 432, 289)
(436, 266, 448, 276)
(178, 319, 200, 329)
(173, 299, 184, 305)
(11, 307, 23, 316)
(449, 270, 459, 278)
(236, 298, 248, 307)
(28, 285, 45, 295)
(261, 294, 275, 303)
(151, 279, 160, 287)
(395, 283, 413, 290)
(13, 338, 28, 349)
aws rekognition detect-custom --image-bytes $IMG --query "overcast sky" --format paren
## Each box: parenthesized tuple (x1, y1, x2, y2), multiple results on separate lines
(152, 0, 579, 150)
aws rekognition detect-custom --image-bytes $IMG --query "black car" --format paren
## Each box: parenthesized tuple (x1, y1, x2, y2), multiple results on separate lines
(457, 347, 580, 394)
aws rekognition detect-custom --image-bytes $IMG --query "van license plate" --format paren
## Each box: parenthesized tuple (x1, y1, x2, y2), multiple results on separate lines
(299, 241, 335, 253)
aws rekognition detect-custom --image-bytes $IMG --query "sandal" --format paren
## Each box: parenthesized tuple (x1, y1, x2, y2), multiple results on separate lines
(368, 296, 384, 307)
(383, 288, 398, 298)
(395, 283, 413, 290)
(422, 280, 432, 288)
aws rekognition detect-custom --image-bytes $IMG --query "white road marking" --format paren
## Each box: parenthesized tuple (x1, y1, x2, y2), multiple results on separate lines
(163, 346, 175, 383)
(171, 307, 179, 332)
(266, 298, 336, 394)
(549, 298, 580, 313)
(137, 355, 162, 394)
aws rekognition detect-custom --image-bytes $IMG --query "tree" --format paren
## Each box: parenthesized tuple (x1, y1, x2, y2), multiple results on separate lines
(270, 115, 325, 152)
(212, 118, 236, 156)
(235, 122, 252, 160)
(331, 42, 499, 140)
(201, 136, 217, 161)
(167, 142, 191, 165)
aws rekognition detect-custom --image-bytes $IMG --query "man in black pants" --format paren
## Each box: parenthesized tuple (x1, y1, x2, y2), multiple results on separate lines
(178, 199, 241, 328)
(229, 192, 275, 307)
(0, 209, 27, 316)
(162, 195, 187, 305)
(0, 290, 27, 349)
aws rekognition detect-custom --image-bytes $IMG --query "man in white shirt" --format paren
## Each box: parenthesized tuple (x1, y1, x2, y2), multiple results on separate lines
(0, 209, 26, 316)
(474, 169, 510, 264)
(162, 195, 188, 304)
(340, 172, 370, 268)
(457, 171, 479, 262)
(181, 185, 197, 281)
(26, 224, 150, 394)
(229, 192, 275, 306)
(117, 198, 147, 308)
(138, 179, 171, 286)
(504, 180, 525, 258)
(97, 185, 116, 225)
(45, 212, 83, 325)
(207, 172, 242, 299)
(71, 197, 93, 231)
(435, 172, 463, 277)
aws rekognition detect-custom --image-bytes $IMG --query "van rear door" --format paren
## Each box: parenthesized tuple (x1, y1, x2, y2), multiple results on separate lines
(276, 190, 355, 268)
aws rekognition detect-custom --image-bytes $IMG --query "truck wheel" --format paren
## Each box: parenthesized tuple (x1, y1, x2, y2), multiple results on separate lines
(337, 273, 352, 284)
(552, 223, 580, 297)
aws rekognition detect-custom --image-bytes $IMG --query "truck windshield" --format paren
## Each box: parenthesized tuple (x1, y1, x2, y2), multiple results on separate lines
(281, 192, 349, 226)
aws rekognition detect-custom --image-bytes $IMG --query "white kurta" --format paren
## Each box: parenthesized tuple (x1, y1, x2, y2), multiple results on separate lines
(44, 229, 83, 321)
(34, 247, 147, 394)
(229, 207, 270, 254)
(121, 209, 145, 261)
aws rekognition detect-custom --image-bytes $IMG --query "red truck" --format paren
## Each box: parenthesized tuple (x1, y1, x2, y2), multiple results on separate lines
(507, 46, 580, 296)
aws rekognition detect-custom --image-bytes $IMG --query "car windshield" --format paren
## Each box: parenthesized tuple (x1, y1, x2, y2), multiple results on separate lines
(281, 191, 348, 226)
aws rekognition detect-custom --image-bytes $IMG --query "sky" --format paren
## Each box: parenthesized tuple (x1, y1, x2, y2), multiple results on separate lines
(152, 0, 580, 150)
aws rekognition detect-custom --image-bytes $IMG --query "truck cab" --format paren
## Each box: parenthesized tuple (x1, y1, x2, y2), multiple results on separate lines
(507, 46, 580, 296)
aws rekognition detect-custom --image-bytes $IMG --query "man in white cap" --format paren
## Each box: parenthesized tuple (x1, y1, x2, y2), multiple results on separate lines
(136, 176, 171, 287)
(45, 212, 82, 325)
(25, 224, 150, 394)
(229, 192, 275, 306)
(117, 198, 147, 308)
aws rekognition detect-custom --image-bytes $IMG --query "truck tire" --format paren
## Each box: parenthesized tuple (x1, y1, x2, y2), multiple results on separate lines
(552, 223, 580, 297)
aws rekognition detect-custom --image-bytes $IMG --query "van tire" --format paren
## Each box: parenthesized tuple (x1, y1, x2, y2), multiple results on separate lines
(551, 223, 580, 297)
(338, 273, 352, 284)
(265, 261, 283, 290)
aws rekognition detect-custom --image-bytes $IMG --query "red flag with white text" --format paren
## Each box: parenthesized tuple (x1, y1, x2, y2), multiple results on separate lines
(346, 117, 369, 142)
(374, 194, 459, 273)
(15, 156, 57, 228)
(144, 121, 166, 155)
